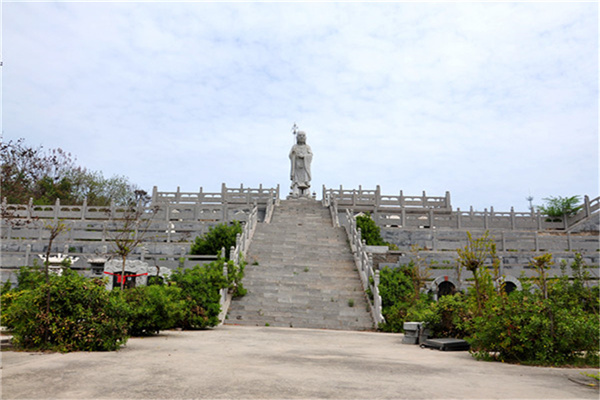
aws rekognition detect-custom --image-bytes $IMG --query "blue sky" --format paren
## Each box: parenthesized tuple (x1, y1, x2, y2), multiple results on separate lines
(2, 1, 598, 211)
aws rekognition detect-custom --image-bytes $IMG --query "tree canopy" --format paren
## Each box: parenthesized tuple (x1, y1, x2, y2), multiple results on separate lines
(1, 138, 141, 206)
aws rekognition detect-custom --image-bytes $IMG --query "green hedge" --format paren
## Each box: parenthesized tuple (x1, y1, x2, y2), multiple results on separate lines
(1, 269, 129, 352)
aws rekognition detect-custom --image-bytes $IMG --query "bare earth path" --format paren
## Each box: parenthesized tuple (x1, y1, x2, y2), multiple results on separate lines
(1, 325, 598, 399)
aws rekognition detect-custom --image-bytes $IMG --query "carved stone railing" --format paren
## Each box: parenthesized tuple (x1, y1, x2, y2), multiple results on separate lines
(344, 209, 384, 326)
(324, 185, 451, 211)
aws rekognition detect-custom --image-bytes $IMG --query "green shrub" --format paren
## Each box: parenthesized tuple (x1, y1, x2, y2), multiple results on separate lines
(378, 266, 434, 332)
(356, 213, 398, 250)
(116, 285, 185, 336)
(469, 286, 599, 366)
(191, 221, 242, 258)
(423, 293, 473, 339)
(1, 269, 129, 352)
(170, 263, 228, 329)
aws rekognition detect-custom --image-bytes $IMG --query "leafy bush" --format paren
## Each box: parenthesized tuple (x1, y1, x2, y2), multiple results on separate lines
(170, 263, 228, 329)
(423, 293, 473, 338)
(190, 221, 242, 258)
(116, 285, 185, 336)
(469, 283, 599, 366)
(378, 265, 433, 332)
(356, 213, 398, 250)
(1, 269, 129, 352)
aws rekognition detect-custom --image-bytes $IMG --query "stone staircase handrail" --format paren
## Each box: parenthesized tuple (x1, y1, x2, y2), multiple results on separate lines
(345, 209, 385, 325)
(221, 204, 259, 323)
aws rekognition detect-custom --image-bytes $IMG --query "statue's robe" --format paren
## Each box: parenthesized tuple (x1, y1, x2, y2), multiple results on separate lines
(290, 144, 313, 189)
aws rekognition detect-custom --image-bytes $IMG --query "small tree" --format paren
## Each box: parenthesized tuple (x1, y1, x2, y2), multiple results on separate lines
(43, 220, 68, 315)
(109, 192, 157, 290)
(456, 231, 499, 315)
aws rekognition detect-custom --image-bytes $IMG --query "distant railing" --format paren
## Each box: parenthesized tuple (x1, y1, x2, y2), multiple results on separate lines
(345, 209, 384, 327)
(323, 185, 451, 211)
(151, 183, 279, 206)
(326, 187, 598, 232)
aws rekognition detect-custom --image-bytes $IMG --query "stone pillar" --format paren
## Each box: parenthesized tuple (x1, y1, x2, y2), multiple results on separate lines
(445, 191, 451, 209)
(456, 208, 462, 229)
(534, 231, 539, 252)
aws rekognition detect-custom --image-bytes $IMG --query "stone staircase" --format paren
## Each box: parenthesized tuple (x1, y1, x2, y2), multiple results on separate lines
(225, 199, 374, 331)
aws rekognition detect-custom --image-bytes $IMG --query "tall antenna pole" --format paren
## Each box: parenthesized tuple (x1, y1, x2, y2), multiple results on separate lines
(526, 194, 534, 213)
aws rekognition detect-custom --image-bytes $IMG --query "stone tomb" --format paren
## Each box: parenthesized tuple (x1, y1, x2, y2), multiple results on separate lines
(103, 260, 172, 290)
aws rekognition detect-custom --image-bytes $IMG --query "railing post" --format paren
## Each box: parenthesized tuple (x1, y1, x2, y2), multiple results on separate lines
(445, 191, 451, 209)
(401, 208, 406, 227)
(81, 197, 87, 220)
(584, 195, 591, 217)
(456, 208, 462, 229)
(151, 186, 158, 205)
(54, 198, 60, 221)
(484, 208, 489, 229)
(534, 231, 539, 252)
(25, 244, 31, 266)
(510, 207, 515, 230)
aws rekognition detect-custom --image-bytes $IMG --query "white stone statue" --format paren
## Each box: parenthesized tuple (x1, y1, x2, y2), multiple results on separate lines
(289, 131, 313, 198)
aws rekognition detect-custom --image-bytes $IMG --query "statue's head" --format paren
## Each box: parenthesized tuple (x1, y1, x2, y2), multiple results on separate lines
(296, 131, 307, 145)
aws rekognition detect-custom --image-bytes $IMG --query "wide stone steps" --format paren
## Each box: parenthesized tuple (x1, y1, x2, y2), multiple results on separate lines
(225, 198, 373, 331)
